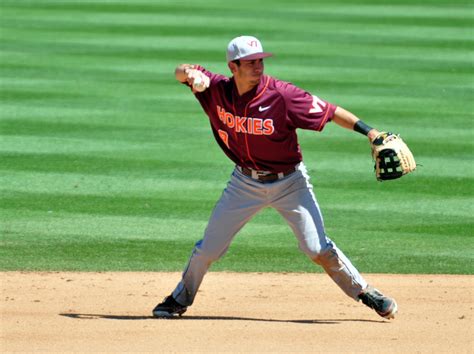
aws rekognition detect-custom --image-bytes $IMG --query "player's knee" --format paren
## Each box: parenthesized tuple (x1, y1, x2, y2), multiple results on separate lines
(300, 241, 334, 264)
(192, 240, 224, 264)
(312, 247, 344, 273)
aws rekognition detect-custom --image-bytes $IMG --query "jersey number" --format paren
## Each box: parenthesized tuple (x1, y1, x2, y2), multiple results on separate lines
(218, 130, 230, 148)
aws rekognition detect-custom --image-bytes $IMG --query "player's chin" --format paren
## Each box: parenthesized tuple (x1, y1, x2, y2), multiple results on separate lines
(249, 75, 262, 85)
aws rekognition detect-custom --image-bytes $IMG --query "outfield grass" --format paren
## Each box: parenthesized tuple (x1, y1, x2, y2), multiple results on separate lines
(1, 0, 473, 274)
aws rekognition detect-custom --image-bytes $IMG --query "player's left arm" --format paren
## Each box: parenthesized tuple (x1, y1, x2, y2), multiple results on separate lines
(331, 106, 379, 140)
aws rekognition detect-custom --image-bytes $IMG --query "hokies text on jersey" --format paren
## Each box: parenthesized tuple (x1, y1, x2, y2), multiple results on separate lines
(216, 105, 275, 136)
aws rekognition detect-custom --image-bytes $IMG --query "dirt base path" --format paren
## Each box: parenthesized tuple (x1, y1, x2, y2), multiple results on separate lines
(1, 272, 472, 353)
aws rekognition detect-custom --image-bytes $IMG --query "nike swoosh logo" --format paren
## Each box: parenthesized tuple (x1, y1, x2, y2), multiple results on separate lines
(258, 105, 271, 112)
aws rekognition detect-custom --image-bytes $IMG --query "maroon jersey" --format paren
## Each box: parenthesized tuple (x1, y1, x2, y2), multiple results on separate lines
(187, 66, 337, 173)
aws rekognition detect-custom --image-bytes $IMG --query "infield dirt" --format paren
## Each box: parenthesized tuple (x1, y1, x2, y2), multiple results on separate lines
(1, 272, 472, 353)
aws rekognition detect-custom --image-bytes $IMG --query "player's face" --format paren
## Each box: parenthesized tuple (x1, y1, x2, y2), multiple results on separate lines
(234, 59, 264, 86)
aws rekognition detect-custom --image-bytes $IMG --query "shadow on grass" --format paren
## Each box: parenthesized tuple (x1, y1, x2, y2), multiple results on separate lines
(60, 313, 385, 324)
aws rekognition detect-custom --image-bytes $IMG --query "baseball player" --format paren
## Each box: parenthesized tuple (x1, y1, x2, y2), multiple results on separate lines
(153, 35, 398, 319)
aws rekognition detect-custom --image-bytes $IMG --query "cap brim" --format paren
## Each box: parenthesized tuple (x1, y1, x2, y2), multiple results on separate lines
(237, 52, 273, 61)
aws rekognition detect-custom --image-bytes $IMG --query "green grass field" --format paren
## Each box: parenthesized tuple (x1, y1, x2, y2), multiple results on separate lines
(1, 0, 473, 274)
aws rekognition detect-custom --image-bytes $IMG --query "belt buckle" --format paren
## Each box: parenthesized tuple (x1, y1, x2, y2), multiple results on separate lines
(251, 170, 268, 180)
(250, 169, 271, 180)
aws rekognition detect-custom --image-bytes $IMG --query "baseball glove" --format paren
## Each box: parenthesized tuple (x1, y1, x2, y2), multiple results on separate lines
(371, 132, 416, 181)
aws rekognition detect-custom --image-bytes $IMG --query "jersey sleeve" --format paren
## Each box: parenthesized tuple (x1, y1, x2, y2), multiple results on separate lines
(278, 81, 337, 131)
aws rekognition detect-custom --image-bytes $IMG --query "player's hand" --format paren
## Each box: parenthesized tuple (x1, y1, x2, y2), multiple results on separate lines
(184, 68, 210, 93)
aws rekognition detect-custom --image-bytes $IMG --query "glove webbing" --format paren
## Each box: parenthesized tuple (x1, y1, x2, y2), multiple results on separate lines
(376, 149, 404, 180)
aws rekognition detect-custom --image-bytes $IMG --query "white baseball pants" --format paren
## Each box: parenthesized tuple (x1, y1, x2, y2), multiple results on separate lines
(172, 163, 367, 306)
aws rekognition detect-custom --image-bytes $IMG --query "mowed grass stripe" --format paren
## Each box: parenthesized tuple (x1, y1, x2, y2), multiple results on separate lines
(0, 134, 219, 159)
(2, 25, 472, 58)
(2, 187, 471, 219)
(1, 190, 218, 220)
(1, 12, 472, 40)
(1, 171, 226, 197)
(2, 156, 471, 221)
(1, 212, 211, 241)
(2, 1, 472, 27)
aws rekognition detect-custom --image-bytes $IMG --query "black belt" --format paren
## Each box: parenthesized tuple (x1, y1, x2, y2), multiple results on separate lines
(238, 166, 297, 183)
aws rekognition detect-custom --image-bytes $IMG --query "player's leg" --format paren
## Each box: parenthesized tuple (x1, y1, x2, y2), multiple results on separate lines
(270, 163, 367, 299)
(271, 164, 397, 318)
(170, 169, 267, 307)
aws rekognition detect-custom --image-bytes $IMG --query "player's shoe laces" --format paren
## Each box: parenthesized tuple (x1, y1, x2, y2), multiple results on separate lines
(152, 295, 187, 318)
(358, 286, 397, 319)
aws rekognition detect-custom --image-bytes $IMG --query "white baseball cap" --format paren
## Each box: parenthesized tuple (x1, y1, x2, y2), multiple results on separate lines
(226, 35, 273, 62)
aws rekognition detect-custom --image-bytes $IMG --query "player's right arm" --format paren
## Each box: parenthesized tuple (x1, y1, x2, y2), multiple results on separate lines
(175, 64, 195, 82)
(175, 64, 210, 92)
